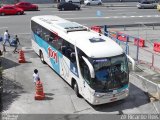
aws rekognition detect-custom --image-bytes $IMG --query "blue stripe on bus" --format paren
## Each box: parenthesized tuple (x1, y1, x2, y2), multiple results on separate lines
(33, 33, 63, 74)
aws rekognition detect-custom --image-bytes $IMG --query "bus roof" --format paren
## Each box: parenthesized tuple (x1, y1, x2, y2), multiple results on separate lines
(31, 15, 123, 58)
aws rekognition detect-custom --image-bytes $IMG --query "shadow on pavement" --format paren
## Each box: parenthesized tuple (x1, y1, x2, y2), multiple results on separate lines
(92, 83, 150, 113)
(0, 57, 19, 70)
(1, 76, 25, 112)
(44, 93, 54, 101)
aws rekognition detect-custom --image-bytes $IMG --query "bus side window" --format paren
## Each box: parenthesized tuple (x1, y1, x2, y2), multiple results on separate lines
(45, 35, 50, 41)
(65, 48, 72, 58)
(70, 52, 76, 63)
(61, 45, 66, 54)
(80, 59, 91, 84)
(48, 36, 53, 42)
(36, 29, 42, 36)
(77, 48, 91, 84)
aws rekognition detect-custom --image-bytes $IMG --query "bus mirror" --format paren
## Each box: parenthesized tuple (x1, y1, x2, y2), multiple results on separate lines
(82, 56, 95, 78)
(70, 52, 76, 62)
(126, 55, 135, 71)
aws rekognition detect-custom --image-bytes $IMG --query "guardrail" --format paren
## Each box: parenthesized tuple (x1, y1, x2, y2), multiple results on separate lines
(102, 25, 160, 73)
(100, 23, 160, 31)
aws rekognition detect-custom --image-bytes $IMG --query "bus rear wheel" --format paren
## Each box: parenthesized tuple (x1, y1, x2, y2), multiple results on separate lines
(40, 51, 45, 64)
(74, 82, 80, 97)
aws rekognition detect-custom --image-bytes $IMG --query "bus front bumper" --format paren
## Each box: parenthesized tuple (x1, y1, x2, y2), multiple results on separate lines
(89, 88, 129, 105)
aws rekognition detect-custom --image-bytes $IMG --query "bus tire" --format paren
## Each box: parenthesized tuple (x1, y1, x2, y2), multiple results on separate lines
(74, 82, 80, 97)
(40, 51, 45, 64)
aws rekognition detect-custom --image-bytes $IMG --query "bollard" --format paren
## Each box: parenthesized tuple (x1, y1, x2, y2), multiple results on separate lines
(104, 25, 108, 36)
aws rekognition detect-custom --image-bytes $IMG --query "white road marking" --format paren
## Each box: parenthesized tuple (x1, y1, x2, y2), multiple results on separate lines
(55, 14, 75, 16)
(112, 16, 118, 18)
(17, 33, 31, 35)
(0, 16, 10, 19)
(65, 17, 104, 20)
(117, 12, 137, 15)
(146, 15, 151, 17)
(122, 16, 127, 18)
(0, 27, 8, 29)
(108, 10, 125, 12)
(65, 15, 160, 20)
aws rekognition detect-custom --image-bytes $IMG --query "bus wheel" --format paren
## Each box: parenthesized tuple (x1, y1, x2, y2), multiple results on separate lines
(40, 51, 45, 64)
(74, 82, 80, 97)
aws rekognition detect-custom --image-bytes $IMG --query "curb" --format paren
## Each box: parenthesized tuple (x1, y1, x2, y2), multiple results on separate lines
(131, 73, 160, 114)
(130, 72, 160, 114)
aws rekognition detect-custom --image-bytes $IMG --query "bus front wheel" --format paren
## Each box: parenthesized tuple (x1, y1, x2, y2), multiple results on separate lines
(40, 51, 45, 64)
(74, 82, 80, 97)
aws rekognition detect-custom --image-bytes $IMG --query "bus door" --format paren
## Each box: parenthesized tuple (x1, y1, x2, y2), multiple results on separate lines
(60, 58, 70, 80)
(60, 40, 77, 81)
(78, 55, 94, 101)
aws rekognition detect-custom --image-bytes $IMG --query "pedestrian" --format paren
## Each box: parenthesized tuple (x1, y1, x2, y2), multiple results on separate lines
(13, 35, 20, 53)
(33, 69, 40, 85)
(3, 30, 11, 46)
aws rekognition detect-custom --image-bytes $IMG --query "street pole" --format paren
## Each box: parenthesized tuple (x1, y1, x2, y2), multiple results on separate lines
(136, 24, 140, 61)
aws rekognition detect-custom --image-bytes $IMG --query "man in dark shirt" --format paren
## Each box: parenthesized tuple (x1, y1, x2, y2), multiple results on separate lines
(13, 35, 20, 53)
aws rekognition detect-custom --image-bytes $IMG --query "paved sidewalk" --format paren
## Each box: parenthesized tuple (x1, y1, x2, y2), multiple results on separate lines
(0, 31, 160, 113)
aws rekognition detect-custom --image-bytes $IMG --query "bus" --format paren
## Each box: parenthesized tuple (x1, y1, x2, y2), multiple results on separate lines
(31, 15, 135, 105)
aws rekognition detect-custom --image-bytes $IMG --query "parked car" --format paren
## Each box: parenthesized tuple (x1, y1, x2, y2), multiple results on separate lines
(14, 2, 38, 11)
(157, 2, 160, 11)
(57, 2, 80, 11)
(84, 0, 102, 6)
(137, 0, 157, 9)
(0, 5, 24, 16)
(61, 0, 81, 4)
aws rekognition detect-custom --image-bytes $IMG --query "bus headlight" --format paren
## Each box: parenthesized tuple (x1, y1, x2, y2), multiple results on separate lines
(94, 93, 103, 98)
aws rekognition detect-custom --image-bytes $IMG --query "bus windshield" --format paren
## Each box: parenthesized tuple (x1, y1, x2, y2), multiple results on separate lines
(90, 54, 129, 92)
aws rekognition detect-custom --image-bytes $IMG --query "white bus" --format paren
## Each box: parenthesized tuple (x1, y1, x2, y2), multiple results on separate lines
(31, 15, 135, 105)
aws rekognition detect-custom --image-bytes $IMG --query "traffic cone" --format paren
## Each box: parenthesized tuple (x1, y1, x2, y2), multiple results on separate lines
(18, 50, 26, 63)
(35, 80, 45, 100)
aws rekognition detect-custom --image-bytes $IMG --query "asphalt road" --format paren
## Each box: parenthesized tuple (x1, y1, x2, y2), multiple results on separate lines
(0, 5, 159, 117)
(0, 5, 160, 34)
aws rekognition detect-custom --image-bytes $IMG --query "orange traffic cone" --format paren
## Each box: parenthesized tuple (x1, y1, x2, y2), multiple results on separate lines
(18, 50, 26, 63)
(35, 80, 45, 100)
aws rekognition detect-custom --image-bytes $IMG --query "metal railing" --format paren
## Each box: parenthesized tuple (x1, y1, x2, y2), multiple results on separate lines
(103, 25, 160, 72)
